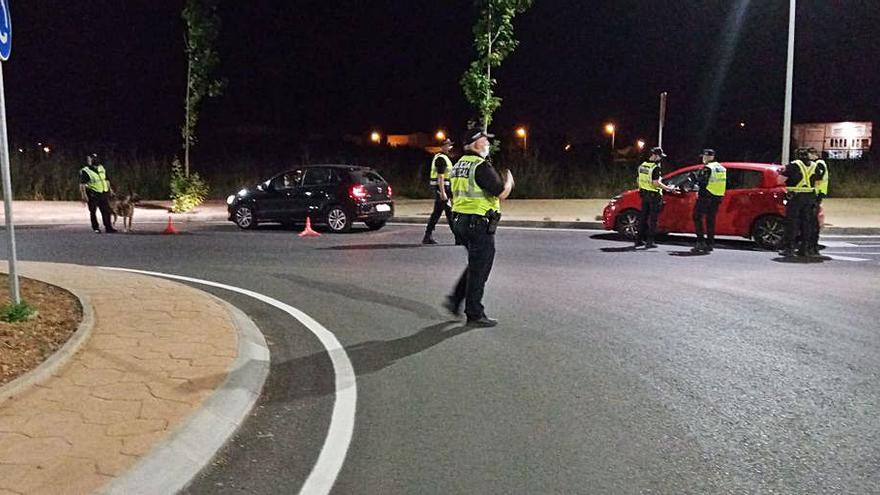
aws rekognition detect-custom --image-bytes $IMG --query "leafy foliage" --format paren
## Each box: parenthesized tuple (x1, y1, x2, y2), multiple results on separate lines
(461, 0, 534, 130)
(170, 159, 209, 213)
(0, 302, 36, 323)
(182, 0, 225, 174)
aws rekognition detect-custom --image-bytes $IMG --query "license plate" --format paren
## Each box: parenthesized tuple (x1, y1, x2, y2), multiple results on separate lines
(376, 204, 391, 212)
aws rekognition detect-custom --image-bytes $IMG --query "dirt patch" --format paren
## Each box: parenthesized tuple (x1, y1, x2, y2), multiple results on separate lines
(0, 274, 83, 386)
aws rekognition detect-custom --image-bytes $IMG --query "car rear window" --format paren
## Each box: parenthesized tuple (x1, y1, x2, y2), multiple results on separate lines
(355, 171, 387, 185)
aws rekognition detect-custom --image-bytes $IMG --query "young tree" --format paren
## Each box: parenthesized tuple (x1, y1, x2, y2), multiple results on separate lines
(461, 0, 534, 132)
(182, 0, 225, 177)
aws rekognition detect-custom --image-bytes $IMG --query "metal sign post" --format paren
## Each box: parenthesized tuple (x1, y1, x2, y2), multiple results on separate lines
(658, 91, 668, 148)
(781, 0, 796, 165)
(0, 0, 19, 304)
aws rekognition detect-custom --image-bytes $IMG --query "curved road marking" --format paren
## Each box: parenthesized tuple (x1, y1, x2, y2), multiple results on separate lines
(102, 267, 355, 495)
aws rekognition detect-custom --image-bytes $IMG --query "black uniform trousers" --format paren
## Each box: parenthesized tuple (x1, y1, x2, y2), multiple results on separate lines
(693, 195, 722, 244)
(810, 194, 824, 250)
(424, 186, 453, 237)
(782, 192, 816, 253)
(451, 213, 496, 321)
(87, 190, 114, 232)
(637, 191, 662, 244)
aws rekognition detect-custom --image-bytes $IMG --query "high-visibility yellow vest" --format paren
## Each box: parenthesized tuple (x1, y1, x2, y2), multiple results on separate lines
(430, 153, 453, 186)
(705, 162, 727, 197)
(787, 160, 816, 193)
(638, 161, 661, 193)
(450, 155, 501, 216)
(81, 165, 109, 193)
(815, 159, 829, 196)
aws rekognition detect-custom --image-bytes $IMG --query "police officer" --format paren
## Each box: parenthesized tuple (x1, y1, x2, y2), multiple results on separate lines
(808, 147, 829, 256)
(689, 149, 727, 253)
(79, 153, 117, 234)
(444, 128, 514, 327)
(423, 138, 455, 244)
(778, 148, 817, 257)
(636, 147, 676, 248)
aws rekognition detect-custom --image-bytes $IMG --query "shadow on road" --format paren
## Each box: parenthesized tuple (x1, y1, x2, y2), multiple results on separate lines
(317, 243, 424, 251)
(771, 256, 827, 264)
(668, 250, 710, 257)
(599, 246, 638, 253)
(184, 321, 474, 402)
(592, 232, 763, 253)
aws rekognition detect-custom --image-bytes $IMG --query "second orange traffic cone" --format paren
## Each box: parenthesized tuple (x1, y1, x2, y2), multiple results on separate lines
(299, 217, 321, 238)
(162, 216, 179, 235)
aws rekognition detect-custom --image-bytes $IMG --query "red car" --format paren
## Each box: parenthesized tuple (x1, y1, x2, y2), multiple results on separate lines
(602, 162, 823, 250)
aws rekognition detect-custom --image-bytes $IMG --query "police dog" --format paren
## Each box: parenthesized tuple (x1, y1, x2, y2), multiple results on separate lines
(109, 191, 140, 232)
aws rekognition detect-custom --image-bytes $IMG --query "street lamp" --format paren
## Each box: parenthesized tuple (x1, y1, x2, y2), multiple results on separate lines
(370, 131, 381, 144)
(435, 130, 446, 141)
(781, 0, 796, 165)
(637, 139, 646, 151)
(516, 127, 528, 151)
(604, 123, 616, 150)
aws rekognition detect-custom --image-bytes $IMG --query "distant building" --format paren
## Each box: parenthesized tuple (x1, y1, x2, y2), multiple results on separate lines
(793, 122, 873, 159)
(386, 132, 434, 149)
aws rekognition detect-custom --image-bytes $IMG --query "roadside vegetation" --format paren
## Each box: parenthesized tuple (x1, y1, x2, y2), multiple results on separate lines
(8, 146, 879, 201)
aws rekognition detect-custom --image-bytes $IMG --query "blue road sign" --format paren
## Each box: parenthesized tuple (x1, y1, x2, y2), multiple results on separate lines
(0, 0, 10, 61)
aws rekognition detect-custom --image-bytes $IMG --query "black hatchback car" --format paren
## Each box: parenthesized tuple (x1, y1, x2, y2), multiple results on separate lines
(227, 165, 394, 232)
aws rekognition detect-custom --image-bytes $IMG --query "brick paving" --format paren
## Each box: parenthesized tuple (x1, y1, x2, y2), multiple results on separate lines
(0, 262, 237, 495)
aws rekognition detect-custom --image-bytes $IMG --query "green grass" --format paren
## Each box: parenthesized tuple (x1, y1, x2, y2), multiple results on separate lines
(0, 302, 36, 323)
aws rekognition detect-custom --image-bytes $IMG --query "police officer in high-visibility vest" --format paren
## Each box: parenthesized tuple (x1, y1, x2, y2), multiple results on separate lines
(635, 147, 676, 248)
(423, 138, 455, 244)
(778, 148, 818, 257)
(690, 149, 727, 253)
(808, 147, 829, 256)
(443, 128, 514, 327)
(79, 153, 117, 234)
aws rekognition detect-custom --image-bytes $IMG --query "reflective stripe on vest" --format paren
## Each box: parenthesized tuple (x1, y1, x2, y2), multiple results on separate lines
(450, 155, 501, 216)
(705, 162, 727, 197)
(788, 160, 816, 193)
(81, 165, 109, 193)
(430, 153, 453, 185)
(815, 159, 829, 195)
(638, 161, 661, 193)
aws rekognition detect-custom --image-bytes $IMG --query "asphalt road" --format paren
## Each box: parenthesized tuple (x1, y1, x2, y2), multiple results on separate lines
(4, 222, 880, 494)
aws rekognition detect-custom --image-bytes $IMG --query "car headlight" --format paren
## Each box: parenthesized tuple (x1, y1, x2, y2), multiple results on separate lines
(226, 195, 236, 205)
(238, 188, 248, 197)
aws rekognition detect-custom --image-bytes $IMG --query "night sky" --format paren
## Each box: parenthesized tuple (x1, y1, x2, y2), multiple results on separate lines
(5, 0, 880, 159)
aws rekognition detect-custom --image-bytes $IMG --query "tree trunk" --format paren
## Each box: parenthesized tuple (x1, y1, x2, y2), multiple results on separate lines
(484, 10, 492, 133)
(184, 57, 192, 177)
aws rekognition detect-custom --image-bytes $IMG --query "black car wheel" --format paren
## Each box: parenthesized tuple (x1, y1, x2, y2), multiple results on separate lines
(325, 206, 352, 233)
(234, 205, 257, 230)
(364, 220, 386, 231)
(615, 209, 640, 240)
(752, 215, 785, 250)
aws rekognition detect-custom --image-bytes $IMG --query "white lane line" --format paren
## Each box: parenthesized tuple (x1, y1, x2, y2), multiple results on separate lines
(101, 267, 355, 495)
(388, 222, 610, 234)
(823, 254, 871, 262)
(825, 252, 880, 256)
(820, 241, 860, 248)
(822, 234, 880, 239)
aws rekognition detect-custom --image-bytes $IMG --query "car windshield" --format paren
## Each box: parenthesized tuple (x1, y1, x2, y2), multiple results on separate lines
(662, 170, 693, 188)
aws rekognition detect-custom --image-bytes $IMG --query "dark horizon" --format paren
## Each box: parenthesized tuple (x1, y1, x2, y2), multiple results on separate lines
(5, 1, 880, 162)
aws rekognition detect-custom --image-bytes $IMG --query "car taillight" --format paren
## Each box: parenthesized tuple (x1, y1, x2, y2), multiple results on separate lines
(350, 184, 369, 200)
(387, 185, 393, 197)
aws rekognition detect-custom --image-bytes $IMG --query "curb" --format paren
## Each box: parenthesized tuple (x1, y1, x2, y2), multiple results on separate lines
(0, 283, 95, 403)
(391, 216, 880, 236)
(99, 295, 270, 495)
(391, 215, 607, 230)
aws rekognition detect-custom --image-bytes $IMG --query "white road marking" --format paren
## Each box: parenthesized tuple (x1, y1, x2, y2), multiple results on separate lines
(820, 241, 860, 248)
(823, 254, 871, 262)
(825, 252, 880, 256)
(101, 267, 355, 495)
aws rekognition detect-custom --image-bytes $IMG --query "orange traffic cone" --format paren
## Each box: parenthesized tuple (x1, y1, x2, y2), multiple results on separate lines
(162, 216, 179, 235)
(298, 217, 321, 238)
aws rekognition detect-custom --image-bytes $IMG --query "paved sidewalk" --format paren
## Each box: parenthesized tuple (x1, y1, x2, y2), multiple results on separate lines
(1, 198, 879, 232)
(0, 262, 238, 495)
